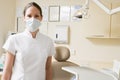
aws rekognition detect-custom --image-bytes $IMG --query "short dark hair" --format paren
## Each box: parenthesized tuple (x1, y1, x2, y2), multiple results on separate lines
(23, 2, 43, 17)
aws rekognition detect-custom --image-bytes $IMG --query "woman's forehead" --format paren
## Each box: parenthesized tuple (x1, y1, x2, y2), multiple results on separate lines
(25, 6, 40, 15)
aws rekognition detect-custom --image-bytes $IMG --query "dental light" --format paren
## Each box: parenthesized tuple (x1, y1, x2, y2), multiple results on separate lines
(74, 0, 120, 19)
(74, 0, 89, 19)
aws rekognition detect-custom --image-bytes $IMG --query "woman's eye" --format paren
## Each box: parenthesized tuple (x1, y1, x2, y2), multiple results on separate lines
(27, 15, 31, 18)
(35, 15, 39, 18)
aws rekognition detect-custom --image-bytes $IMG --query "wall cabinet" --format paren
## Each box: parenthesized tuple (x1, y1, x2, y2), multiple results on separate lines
(86, 1, 110, 38)
(87, 2, 120, 39)
(111, 3, 120, 38)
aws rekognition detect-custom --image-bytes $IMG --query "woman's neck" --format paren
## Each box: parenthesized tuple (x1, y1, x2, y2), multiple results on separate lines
(30, 29, 39, 38)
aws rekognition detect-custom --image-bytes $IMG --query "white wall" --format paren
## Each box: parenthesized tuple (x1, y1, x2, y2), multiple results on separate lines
(16, 0, 120, 69)
(0, 0, 16, 54)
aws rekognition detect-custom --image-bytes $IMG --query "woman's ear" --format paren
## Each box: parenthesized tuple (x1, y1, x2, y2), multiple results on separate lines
(23, 16, 26, 22)
(40, 17, 43, 21)
(23, 16, 26, 24)
(39, 15, 43, 21)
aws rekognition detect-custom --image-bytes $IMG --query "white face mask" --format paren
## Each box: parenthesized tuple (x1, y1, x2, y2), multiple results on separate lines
(25, 18, 41, 32)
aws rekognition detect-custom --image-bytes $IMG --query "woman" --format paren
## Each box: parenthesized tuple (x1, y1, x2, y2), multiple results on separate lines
(2, 2, 55, 80)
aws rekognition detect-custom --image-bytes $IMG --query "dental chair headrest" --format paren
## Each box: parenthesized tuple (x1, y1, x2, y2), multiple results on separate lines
(54, 46, 70, 62)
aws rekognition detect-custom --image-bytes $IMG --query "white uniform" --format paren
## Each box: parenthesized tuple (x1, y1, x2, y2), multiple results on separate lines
(3, 29, 55, 80)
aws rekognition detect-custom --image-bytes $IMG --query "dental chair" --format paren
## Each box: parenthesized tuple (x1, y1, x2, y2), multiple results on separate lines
(52, 46, 79, 80)
(101, 60, 120, 80)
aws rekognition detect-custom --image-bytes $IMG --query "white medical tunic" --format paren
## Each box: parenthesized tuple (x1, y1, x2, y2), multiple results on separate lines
(3, 29, 55, 80)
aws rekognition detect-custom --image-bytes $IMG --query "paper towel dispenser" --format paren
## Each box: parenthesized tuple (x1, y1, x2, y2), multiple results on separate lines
(54, 25, 69, 44)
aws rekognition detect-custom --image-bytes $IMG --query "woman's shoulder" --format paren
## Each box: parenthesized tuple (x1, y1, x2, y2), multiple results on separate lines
(8, 32, 25, 40)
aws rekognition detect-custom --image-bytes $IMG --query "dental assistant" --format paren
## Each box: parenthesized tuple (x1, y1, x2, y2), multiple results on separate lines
(2, 2, 55, 80)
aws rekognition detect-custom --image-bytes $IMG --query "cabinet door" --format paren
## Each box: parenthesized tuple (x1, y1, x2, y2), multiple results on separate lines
(86, 1, 110, 38)
(111, 3, 120, 38)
